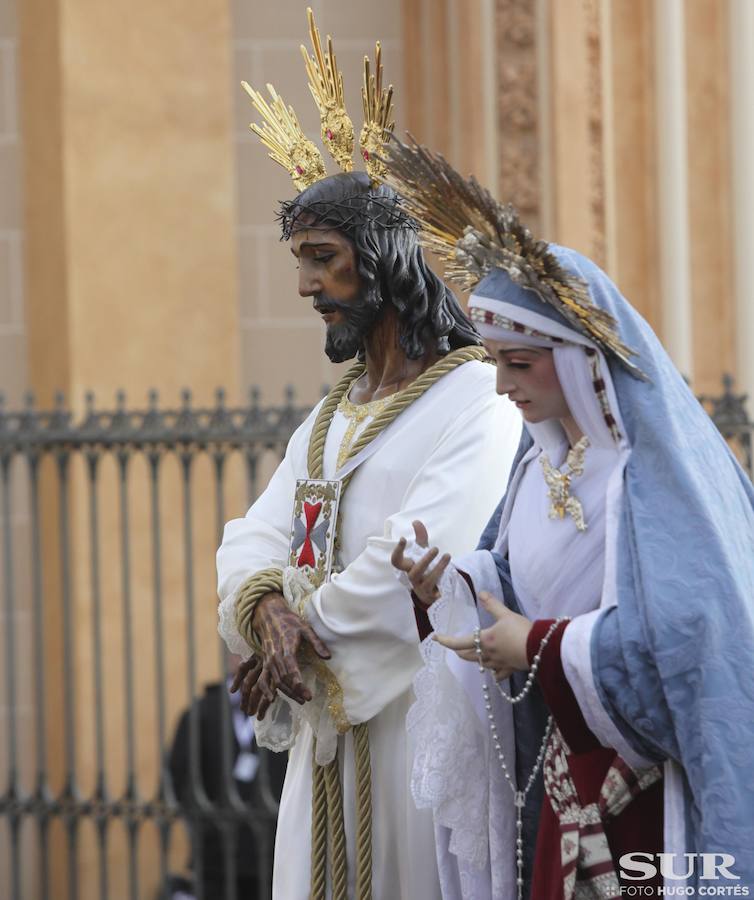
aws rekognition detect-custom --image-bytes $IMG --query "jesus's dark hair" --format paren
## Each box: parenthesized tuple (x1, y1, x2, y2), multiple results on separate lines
(278, 172, 481, 359)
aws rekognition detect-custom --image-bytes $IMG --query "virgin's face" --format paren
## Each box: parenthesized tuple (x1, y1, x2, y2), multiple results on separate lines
(485, 339, 571, 423)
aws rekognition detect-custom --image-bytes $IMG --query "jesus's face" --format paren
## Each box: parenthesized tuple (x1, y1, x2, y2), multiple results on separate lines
(291, 225, 382, 363)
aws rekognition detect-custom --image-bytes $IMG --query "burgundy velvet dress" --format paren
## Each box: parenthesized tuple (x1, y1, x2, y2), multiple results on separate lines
(526, 619, 663, 899)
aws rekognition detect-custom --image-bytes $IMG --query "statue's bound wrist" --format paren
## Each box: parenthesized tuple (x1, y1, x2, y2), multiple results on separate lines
(252, 590, 284, 627)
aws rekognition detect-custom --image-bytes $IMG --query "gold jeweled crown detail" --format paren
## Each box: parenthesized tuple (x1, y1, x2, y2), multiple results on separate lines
(382, 135, 646, 379)
(301, 7, 354, 173)
(243, 7, 395, 191)
(241, 82, 326, 192)
(360, 42, 395, 182)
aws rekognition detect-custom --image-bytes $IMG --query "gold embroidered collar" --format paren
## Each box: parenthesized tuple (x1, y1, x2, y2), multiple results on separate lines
(336, 386, 398, 470)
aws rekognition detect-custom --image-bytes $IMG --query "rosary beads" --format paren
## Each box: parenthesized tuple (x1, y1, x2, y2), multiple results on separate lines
(473, 615, 569, 900)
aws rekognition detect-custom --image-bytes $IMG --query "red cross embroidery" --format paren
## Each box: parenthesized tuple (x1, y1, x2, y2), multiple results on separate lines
(297, 501, 322, 569)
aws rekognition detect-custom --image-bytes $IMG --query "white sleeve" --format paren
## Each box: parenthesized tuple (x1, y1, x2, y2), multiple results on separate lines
(216, 402, 321, 656)
(301, 389, 519, 723)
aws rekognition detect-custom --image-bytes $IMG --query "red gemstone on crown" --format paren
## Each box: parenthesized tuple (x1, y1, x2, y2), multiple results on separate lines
(363, 150, 370, 160)
(295, 165, 304, 175)
(327, 129, 334, 140)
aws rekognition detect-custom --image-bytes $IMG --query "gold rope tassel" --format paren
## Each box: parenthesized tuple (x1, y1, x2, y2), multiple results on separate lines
(310, 749, 328, 900)
(353, 722, 373, 900)
(324, 756, 348, 900)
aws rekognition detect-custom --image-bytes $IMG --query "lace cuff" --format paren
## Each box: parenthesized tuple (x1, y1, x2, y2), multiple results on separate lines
(407, 562, 518, 896)
(254, 566, 350, 765)
(408, 565, 490, 866)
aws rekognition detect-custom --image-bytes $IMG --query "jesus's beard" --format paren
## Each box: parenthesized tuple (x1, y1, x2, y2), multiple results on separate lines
(317, 292, 384, 363)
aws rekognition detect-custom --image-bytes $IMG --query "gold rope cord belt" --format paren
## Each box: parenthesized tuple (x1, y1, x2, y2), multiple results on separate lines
(305, 345, 487, 900)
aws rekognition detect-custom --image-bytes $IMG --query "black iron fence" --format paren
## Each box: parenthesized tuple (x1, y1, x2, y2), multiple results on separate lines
(0, 387, 315, 900)
(0, 377, 751, 900)
(698, 374, 753, 477)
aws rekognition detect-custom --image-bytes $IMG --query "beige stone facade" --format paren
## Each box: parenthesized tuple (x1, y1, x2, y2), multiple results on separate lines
(0, 0, 25, 402)
(3, 0, 751, 412)
(404, 0, 747, 396)
(0, 0, 751, 896)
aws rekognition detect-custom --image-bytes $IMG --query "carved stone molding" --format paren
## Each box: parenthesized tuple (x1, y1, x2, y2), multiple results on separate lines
(584, 0, 606, 267)
(496, 0, 541, 229)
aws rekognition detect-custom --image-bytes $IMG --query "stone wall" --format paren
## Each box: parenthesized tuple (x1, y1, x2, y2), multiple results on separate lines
(0, 0, 26, 404)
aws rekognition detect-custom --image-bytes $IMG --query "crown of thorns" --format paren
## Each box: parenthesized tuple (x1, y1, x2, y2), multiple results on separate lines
(277, 195, 417, 241)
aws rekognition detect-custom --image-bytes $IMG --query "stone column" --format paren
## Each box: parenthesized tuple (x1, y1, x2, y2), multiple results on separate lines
(729, 0, 754, 404)
(604, 0, 660, 329)
(653, 0, 693, 377)
(402, 0, 496, 179)
(0, 0, 27, 404)
(20, 0, 241, 408)
(685, 0, 735, 395)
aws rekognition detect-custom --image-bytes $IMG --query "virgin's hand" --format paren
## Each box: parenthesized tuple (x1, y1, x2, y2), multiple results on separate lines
(434, 592, 532, 680)
(390, 519, 451, 608)
(248, 592, 331, 719)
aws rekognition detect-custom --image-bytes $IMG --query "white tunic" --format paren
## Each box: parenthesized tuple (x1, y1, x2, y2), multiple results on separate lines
(217, 360, 521, 900)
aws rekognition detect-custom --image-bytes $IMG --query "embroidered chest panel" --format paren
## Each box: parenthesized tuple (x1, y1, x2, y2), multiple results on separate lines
(288, 478, 342, 588)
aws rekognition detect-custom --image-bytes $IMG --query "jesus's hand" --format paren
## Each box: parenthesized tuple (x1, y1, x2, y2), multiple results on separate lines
(391, 519, 451, 608)
(232, 592, 331, 720)
(434, 591, 532, 681)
